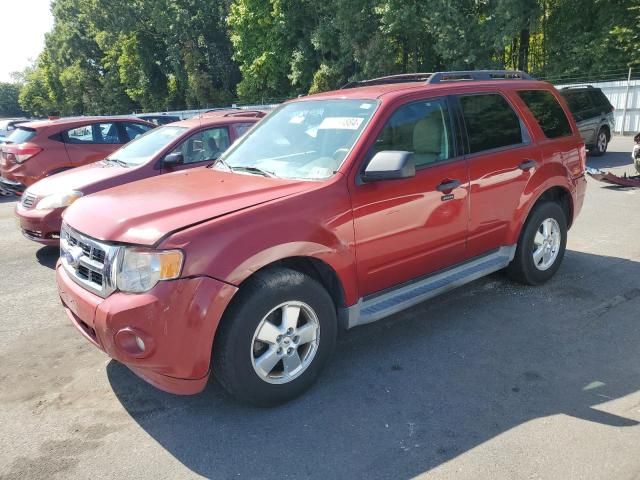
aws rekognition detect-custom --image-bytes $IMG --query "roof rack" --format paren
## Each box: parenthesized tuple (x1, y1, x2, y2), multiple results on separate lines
(560, 85, 594, 90)
(340, 70, 533, 89)
(426, 70, 532, 84)
(341, 73, 433, 89)
(223, 110, 267, 118)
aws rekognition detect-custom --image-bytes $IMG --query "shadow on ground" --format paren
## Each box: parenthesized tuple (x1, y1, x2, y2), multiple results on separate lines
(36, 246, 59, 269)
(587, 147, 634, 170)
(108, 250, 640, 479)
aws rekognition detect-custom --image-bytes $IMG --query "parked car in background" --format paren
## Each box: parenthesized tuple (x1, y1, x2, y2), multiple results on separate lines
(559, 86, 614, 156)
(57, 70, 586, 406)
(137, 114, 181, 126)
(0, 116, 155, 195)
(0, 118, 30, 143)
(16, 113, 261, 245)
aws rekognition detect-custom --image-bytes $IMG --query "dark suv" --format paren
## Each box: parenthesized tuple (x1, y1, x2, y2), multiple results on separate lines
(559, 86, 614, 156)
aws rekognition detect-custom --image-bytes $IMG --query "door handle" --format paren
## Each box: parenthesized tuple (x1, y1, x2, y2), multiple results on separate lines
(436, 179, 461, 192)
(519, 159, 537, 171)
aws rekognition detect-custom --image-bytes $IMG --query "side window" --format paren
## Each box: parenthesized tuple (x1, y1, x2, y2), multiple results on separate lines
(517, 90, 572, 139)
(169, 127, 230, 164)
(235, 123, 254, 137)
(66, 123, 119, 144)
(66, 125, 94, 144)
(459, 94, 524, 154)
(94, 123, 120, 144)
(123, 122, 154, 142)
(373, 98, 454, 167)
(562, 92, 593, 122)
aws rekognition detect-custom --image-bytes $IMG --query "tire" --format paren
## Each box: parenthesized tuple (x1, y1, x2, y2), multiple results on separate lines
(590, 128, 608, 156)
(213, 267, 337, 406)
(507, 202, 567, 286)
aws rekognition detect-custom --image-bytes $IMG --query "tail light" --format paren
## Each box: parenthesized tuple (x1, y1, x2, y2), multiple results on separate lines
(3, 145, 42, 164)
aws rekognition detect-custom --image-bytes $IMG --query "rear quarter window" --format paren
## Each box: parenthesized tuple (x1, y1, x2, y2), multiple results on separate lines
(518, 90, 573, 139)
(459, 93, 524, 154)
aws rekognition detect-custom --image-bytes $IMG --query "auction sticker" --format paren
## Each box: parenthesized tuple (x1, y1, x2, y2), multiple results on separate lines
(318, 117, 364, 130)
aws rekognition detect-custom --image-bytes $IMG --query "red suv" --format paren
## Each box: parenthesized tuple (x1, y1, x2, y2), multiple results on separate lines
(15, 112, 262, 246)
(0, 116, 155, 195)
(56, 71, 587, 405)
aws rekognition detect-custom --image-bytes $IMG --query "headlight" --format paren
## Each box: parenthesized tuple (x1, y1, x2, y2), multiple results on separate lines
(116, 247, 184, 293)
(35, 190, 83, 210)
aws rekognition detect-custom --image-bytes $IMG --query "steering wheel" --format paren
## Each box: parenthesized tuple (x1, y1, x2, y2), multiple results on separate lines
(333, 147, 350, 162)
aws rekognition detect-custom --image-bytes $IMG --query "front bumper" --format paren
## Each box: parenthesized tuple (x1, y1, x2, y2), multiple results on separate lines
(0, 176, 25, 195)
(56, 264, 238, 395)
(15, 203, 64, 246)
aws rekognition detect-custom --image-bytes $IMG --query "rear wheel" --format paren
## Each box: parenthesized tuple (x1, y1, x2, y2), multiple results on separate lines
(213, 267, 337, 406)
(507, 202, 567, 285)
(591, 128, 608, 156)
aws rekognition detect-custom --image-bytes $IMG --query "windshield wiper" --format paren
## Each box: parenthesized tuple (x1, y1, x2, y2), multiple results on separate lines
(103, 158, 129, 167)
(230, 166, 277, 178)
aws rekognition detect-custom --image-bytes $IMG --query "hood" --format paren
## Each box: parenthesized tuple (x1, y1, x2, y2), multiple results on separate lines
(26, 161, 139, 197)
(63, 168, 316, 245)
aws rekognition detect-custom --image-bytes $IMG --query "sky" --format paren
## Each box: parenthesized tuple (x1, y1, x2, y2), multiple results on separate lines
(0, 0, 54, 82)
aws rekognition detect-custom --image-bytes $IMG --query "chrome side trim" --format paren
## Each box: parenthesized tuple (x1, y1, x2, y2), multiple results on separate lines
(343, 246, 516, 329)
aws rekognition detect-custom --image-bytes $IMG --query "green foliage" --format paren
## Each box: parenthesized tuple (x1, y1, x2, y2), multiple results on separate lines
(17, 0, 639, 114)
(0, 83, 25, 117)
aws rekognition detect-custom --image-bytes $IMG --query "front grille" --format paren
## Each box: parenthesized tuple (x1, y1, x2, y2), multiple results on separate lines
(21, 192, 37, 208)
(60, 224, 119, 298)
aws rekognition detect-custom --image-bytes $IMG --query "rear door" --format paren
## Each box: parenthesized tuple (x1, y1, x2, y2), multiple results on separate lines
(63, 122, 125, 166)
(350, 96, 469, 296)
(458, 91, 543, 258)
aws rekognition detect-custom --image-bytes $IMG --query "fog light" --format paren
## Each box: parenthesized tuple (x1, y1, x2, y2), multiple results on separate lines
(114, 328, 153, 358)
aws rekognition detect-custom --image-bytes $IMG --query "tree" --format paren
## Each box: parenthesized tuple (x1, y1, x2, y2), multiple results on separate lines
(0, 83, 25, 117)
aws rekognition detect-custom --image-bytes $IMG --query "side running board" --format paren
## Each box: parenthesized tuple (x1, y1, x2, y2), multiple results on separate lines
(342, 246, 516, 329)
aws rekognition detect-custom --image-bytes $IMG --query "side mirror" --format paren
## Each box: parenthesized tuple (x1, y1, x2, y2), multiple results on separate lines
(163, 152, 184, 167)
(362, 151, 415, 182)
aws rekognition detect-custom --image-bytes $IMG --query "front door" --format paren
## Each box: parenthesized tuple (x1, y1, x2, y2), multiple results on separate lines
(350, 96, 469, 297)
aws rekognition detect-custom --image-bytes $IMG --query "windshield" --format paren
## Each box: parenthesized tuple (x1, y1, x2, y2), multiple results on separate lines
(107, 125, 187, 166)
(215, 99, 378, 180)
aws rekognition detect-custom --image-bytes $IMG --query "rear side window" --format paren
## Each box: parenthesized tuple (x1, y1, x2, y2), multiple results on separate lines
(373, 97, 454, 167)
(518, 90, 572, 139)
(561, 91, 594, 121)
(6, 127, 36, 144)
(588, 90, 612, 112)
(459, 94, 523, 154)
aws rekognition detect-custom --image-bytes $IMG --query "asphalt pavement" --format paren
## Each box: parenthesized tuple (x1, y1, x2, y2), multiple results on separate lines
(0, 136, 639, 480)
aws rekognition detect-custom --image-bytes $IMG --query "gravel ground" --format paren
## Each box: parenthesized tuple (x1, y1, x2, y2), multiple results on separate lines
(0, 136, 639, 480)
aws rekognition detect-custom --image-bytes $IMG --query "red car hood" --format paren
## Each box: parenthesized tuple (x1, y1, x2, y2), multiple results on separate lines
(26, 161, 139, 197)
(63, 168, 316, 245)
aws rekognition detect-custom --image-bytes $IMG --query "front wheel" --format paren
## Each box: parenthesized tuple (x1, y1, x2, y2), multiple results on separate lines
(213, 268, 337, 406)
(507, 202, 567, 285)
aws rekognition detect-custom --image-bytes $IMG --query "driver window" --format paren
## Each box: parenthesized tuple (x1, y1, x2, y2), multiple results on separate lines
(170, 127, 230, 164)
(374, 98, 454, 167)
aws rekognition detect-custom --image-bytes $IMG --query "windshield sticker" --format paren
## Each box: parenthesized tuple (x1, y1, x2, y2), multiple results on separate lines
(289, 115, 305, 124)
(318, 117, 364, 130)
(360, 103, 373, 109)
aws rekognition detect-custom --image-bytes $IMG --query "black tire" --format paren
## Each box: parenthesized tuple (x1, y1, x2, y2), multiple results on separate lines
(507, 202, 567, 286)
(590, 128, 608, 157)
(212, 267, 337, 406)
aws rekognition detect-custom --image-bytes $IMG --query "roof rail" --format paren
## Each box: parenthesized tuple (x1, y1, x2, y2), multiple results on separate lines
(426, 70, 532, 84)
(560, 85, 594, 90)
(341, 73, 433, 89)
(223, 110, 267, 118)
